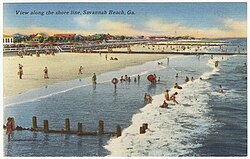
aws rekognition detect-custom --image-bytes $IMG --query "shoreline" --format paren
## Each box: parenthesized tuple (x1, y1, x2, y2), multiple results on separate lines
(4, 53, 172, 97)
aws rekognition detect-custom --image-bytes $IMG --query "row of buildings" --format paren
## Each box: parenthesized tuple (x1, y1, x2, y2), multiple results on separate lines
(3, 33, 195, 45)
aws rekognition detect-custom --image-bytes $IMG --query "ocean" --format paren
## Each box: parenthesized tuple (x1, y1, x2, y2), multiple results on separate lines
(3, 39, 247, 157)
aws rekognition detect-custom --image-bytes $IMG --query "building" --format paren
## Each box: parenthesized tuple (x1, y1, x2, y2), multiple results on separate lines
(53, 34, 76, 38)
(3, 35, 14, 44)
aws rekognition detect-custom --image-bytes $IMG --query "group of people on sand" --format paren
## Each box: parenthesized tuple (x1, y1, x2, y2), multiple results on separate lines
(17, 64, 49, 79)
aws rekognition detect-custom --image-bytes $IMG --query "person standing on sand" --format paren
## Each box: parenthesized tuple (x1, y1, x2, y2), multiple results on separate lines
(44, 67, 49, 79)
(92, 73, 97, 85)
(105, 54, 108, 60)
(18, 64, 23, 79)
(78, 66, 83, 75)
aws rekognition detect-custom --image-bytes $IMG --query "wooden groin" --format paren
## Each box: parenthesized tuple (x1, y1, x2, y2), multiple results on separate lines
(6, 116, 122, 138)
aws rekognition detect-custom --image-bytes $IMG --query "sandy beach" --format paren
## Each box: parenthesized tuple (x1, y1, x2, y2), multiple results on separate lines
(3, 53, 171, 97)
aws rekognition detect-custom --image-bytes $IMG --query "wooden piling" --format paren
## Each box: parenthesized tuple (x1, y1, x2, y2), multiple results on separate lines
(32, 116, 37, 130)
(43, 120, 49, 133)
(77, 123, 83, 133)
(99, 120, 104, 135)
(65, 118, 70, 131)
(116, 125, 121, 137)
(140, 126, 145, 134)
(142, 123, 148, 130)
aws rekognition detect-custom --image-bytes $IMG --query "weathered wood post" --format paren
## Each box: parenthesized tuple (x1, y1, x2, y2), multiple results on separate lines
(116, 125, 121, 137)
(43, 120, 49, 133)
(32, 116, 37, 130)
(99, 120, 104, 135)
(65, 118, 70, 131)
(142, 123, 148, 130)
(77, 122, 83, 134)
(140, 126, 145, 134)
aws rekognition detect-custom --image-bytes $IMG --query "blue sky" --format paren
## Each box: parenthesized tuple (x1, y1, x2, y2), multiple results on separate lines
(3, 2, 247, 38)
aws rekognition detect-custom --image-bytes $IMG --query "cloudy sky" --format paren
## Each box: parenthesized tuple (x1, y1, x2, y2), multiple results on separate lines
(3, 2, 247, 38)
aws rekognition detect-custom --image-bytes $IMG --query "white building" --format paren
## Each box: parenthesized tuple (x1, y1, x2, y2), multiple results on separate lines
(3, 35, 14, 44)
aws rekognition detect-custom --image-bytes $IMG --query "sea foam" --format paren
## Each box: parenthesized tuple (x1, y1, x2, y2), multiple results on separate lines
(104, 56, 226, 156)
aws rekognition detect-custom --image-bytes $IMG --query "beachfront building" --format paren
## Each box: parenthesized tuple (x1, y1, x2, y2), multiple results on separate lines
(53, 34, 76, 42)
(3, 35, 14, 44)
(30, 33, 47, 43)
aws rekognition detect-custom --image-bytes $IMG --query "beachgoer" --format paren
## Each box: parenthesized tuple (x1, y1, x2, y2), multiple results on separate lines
(174, 83, 182, 89)
(138, 74, 140, 81)
(18, 64, 23, 79)
(158, 77, 161, 82)
(219, 85, 224, 93)
(125, 75, 128, 81)
(92, 73, 97, 85)
(170, 92, 179, 104)
(144, 93, 152, 104)
(78, 66, 83, 75)
(44, 67, 49, 79)
(191, 77, 195, 82)
(128, 77, 131, 83)
(152, 74, 157, 84)
(120, 76, 124, 82)
(176, 73, 178, 79)
(6, 118, 14, 142)
(105, 54, 108, 60)
(185, 76, 189, 82)
(134, 77, 137, 83)
(215, 61, 219, 67)
(164, 90, 170, 101)
(144, 93, 148, 101)
(160, 100, 168, 108)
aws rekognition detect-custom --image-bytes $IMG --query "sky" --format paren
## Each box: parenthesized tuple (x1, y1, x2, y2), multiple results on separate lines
(3, 2, 247, 38)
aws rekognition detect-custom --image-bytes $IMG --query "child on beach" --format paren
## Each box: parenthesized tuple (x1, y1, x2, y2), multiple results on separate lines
(44, 67, 49, 79)
(18, 64, 23, 79)
(78, 66, 83, 75)
(92, 73, 97, 85)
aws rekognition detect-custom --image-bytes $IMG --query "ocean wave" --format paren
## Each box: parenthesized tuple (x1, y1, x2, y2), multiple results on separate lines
(104, 56, 226, 157)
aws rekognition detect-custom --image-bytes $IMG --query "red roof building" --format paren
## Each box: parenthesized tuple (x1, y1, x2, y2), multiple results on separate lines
(53, 34, 76, 38)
